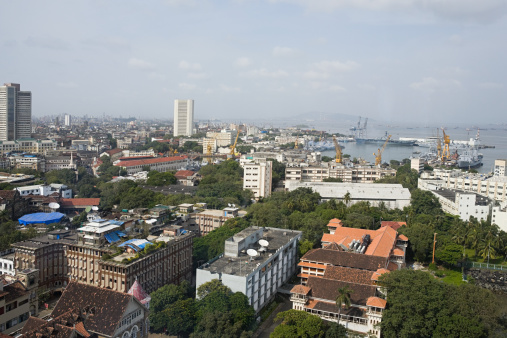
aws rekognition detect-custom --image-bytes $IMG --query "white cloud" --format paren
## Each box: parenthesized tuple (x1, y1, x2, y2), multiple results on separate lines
(179, 60, 202, 71)
(56, 82, 78, 88)
(273, 46, 296, 57)
(312, 60, 359, 72)
(188, 72, 208, 79)
(179, 83, 197, 90)
(302, 71, 329, 80)
(409, 77, 462, 91)
(128, 58, 155, 71)
(220, 84, 241, 92)
(235, 57, 252, 67)
(240, 68, 289, 78)
(478, 82, 504, 89)
(328, 85, 346, 92)
(269, 0, 507, 23)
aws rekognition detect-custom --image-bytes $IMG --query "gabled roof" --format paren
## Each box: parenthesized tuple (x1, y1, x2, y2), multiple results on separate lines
(381, 221, 406, 231)
(51, 281, 134, 337)
(302, 247, 388, 271)
(323, 266, 375, 286)
(115, 155, 188, 167)
(175, 170, 196, 179)
(371, 268, 390, 282)
(306, 276, 377, 306)
(290, 284, 311, 295)
(0, 190, 17, 200)
(366, 297, 387, 308)
(127, 280, 151, 305)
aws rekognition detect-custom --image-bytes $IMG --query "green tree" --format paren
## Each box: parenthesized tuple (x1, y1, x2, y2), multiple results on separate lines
(271, 310, 325, 338)
(335, 286, 353, 321)
(164, 298, 196, 336)
(325, 322, 347, 338)
(197, 279, 231, 299)
(435, 243, 463, 266)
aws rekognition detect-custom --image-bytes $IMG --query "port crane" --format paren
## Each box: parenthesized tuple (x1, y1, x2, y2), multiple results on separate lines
(436, 128, 442, 159)
(441, 128, 451, 162)
(229, 130, 240, 159)
(374, 135, 391, 166)
(294, 131, 300, 149)
(332, 136, 342, 164)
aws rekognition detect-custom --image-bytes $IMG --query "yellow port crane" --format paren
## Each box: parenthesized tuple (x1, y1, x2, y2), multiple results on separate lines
(332, 136, 342, 164)
(436, 128, 442, 159)
(229, 130, 240, 159)
(294, 131, 299, 150)
(441, 128, 451, 162)
(374, 135, 391, 166)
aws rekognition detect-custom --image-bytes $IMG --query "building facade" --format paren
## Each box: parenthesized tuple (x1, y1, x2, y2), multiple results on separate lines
(285, 164, 396, 183)
(196, 226, 302, 312)
(243, 159, 273, 199)
(174, 99, 194, 137)
(115, 155, 188, 175)
(0, 83, 31, 141)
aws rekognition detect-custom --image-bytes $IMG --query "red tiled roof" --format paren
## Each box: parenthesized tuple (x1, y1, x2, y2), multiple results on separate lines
(387, 261, 399, 271)
(366, 297, 387, 308)
(74, 322, 91, 338)
(306, 276, 377, 306)
(381, 221, 406, 231)
(175, 170, 196, 178)
(392, 248, 405, 256)
(371, 268, 390, 281)
(105, 148, 123, 155)
(398, 234, 409, 241)
(302, 247, 388, 271)
(61, 198, 100, 207)
(323, 266, 375, 286)
(115, 155, 188, 167)
(298, 261, 327, 270)
(328, 218, 343, 226)
(290, 284, 311, 295)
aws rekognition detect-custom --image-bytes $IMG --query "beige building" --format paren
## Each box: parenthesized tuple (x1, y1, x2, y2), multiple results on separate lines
(191, 207, 239, 236)
(0, 139, 56, 156)
(285, 164, 396, 183)
(243, 159, 272, 200)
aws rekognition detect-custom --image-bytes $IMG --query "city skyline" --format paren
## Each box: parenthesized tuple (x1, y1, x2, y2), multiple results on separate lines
(1, 1, 506, 124)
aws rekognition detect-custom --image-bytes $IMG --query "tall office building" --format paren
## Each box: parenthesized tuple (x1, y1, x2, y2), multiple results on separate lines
(173, 99, 194, 137)
(64, 113, 72, 126)
(0, 83, 32, 141)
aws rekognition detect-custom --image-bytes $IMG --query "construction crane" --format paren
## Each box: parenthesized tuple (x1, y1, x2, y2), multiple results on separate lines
(229, 130, 240, 159)
(373, 135, 391, 166)
(436, 128, 442, 159)
(294, 131, 299, 149)
(332, 136, 342, 164)
(441, 128, 451, 162)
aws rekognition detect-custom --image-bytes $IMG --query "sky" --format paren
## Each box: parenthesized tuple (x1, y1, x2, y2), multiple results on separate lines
(1, 0, 507, 125)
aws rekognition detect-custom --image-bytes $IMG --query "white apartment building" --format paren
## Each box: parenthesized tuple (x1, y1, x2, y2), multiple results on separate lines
(285, 164, 396, 184)
(243, 159, 273, 199)
(64, 114, 71, 126)
(206, 129, 236, 147)
(494, 159, 507, 177)
(0, 83, 31, 141)
(285, 181, 411, 209)
(0, 139, 57, 155)
(430, 188, 491, 222)
(16, 183, 73, 198)
(196, 226, 302, 312)
(174, 99, 194, 137)
(0, 249, 15, 276)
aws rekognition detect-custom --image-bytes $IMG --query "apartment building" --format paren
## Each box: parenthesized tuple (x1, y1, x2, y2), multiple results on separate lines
(0, 139, 56, 155)
(430, 188, 491, 223)
(16, 183, 72, 199)
(197, 226, 302, 312)
(242, 159, 272, 199)
(8, 155, 45, 172)
(45, 154, 80, 172)
(0, 83, 31, 141)
(285, 164, 396, 183)
(174, 99, 194, 137)
(191, 207, 239, 236)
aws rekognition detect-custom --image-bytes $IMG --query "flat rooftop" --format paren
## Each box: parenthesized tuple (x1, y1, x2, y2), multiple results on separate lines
(12, 233, 77, 250)
(199, 227, 301, 277)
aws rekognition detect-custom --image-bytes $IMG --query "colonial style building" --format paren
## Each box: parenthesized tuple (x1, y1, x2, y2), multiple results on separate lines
(290, 219, 408, 338)
(114, 155, 188, 175)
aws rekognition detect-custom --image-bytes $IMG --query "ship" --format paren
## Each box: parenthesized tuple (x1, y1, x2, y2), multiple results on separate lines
(355, 132, 416, 146)
(457, 147, 483, 169)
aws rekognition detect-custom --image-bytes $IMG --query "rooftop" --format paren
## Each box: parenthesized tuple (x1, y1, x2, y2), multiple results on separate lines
(199, 227, 301, 277)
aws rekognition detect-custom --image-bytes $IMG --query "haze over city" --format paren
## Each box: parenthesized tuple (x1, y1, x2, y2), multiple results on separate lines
(1, 0, 506, 124)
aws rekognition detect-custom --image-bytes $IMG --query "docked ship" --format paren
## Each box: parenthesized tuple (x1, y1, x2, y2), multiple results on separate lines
(457, 147, 483, 169)
(355, 132, 416, 146)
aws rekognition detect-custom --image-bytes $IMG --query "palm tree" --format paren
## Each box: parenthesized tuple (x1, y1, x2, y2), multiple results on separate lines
(335, 286, 353, 323)
(452, 223, 469, 258)
(343, 191, 351, 207)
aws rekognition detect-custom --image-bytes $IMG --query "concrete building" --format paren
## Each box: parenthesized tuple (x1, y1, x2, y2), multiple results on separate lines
(290, 219, 408, 338)
(0, 249, 15, 276)
(64, 113, 71, 126)
(0, 83, 31, 141)
(196, 226, 302, 312)
(411, 158, 424, 174)
(45, 154, 80, 172)
(174, 99, 194, 137)
(285, 181, 411, 209)
(243, 159, 272, 200)
(430, 188, 491, 223)
(494, 159, 507, 177)
(8, 155, 45, 172)
(0, 139, 56, 155)
(206, 129, 236, 147)
(191, 207, 239, 236)
(285, 164, 396, 184)
(16, 183, 72, 199)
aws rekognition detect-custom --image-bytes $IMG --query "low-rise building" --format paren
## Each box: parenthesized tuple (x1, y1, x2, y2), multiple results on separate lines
(285, 164, 396, 183)
(191, 207, 239, 236)
(16, 183, 72, 199)
(45, 154, 80, 172)
(115, 155, 188, 175)
(285, 181, 411, 209)
(430, 188, 491, 222)
(0, 249, 15, 276)
(7, 155, 45, 172)
(290, 219, 408, 338)
(196, 226, 302, 312)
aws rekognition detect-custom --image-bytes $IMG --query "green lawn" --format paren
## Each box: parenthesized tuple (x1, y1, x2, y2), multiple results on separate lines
(441, 268, 467, 286)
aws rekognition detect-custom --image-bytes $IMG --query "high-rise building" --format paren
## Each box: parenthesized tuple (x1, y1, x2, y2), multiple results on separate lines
(173, 99, 194, 136)
(0, 83, 32, 141)
(64, 113, 71, 126)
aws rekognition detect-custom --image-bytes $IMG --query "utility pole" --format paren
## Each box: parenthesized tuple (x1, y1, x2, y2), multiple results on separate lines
(432, 233, 437, 264)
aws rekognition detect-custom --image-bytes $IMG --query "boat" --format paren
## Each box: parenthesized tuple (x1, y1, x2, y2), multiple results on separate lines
(457, 147, 483, 169)
(355, 132, 416, 146)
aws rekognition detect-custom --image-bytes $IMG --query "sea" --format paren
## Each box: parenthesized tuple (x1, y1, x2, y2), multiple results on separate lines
(319, 125, 507, 174)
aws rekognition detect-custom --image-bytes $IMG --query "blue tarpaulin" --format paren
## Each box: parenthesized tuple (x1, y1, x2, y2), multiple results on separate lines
(104, 232, 121, 243)
(19, 212, 65, 226)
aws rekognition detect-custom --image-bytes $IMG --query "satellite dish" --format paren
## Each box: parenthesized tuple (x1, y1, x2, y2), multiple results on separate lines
(49, 202, 60, 209)
(228, 203, 231, 207)
(247, 249, 258, 257)
(92, 206, 99, 211)
(259, 239, 269, 247)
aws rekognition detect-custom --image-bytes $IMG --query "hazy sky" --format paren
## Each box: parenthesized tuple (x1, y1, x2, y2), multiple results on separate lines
(1, 0, 506, 124)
